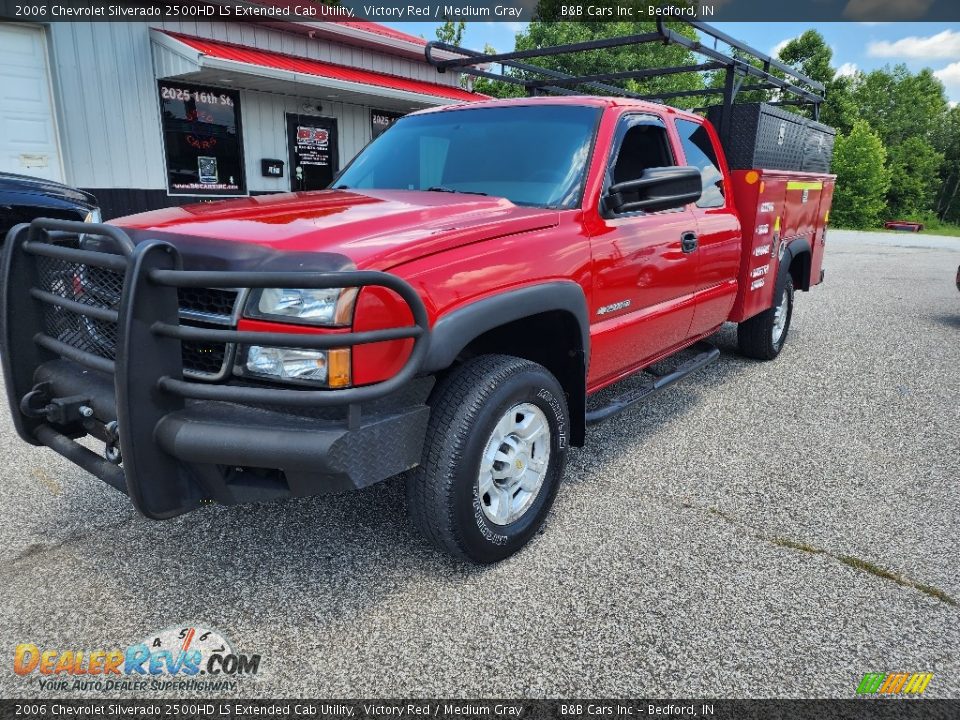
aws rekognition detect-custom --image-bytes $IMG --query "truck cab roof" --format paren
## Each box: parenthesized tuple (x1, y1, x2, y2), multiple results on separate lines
(409, 95, 703, 123)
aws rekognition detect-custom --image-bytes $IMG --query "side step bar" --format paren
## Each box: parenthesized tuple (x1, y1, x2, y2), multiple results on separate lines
(585, 341, 720, 426)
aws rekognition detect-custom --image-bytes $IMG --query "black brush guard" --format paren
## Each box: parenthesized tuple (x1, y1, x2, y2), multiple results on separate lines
(1, 219, 431, 519)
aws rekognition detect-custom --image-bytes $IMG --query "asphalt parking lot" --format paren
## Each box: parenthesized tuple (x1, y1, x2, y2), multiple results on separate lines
(0, 229, 958, 699)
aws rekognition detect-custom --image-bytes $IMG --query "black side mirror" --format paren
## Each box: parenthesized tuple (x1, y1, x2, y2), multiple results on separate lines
(603, 166, 702, 215)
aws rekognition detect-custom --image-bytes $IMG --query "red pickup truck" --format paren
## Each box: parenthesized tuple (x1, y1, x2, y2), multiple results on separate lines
(1, 96, 834, 563)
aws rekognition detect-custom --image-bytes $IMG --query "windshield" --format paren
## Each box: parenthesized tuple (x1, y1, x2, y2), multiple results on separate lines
(335, 105, 601, 208)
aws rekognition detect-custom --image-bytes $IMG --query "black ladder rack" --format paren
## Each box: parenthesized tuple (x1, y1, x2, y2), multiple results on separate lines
(424, 19, 827, 142)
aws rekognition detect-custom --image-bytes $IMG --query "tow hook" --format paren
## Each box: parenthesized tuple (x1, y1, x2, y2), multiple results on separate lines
(104, 421, 122, 465)
(19, 386, 51, 418)
(20, 383, 92, 425)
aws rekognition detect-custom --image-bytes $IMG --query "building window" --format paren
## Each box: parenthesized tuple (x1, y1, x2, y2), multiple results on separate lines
(159, 81, 246, 196)
(371, 110, 404, 140)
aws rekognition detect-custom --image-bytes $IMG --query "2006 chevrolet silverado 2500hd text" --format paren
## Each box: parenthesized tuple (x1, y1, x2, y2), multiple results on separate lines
(0, 26, 836, 563)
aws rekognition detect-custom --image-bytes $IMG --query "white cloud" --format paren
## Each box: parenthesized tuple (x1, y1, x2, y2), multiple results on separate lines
(935, 62, 960, 81)
(868, 30, 960, 59)
(934, 61, 960, 102)
(770, 37, 795, 58)
(844, 0, 934, 21)
(835, 62, 860, 77)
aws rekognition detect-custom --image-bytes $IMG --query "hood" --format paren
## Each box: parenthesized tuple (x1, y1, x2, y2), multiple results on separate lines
(113, 189, 559, 270)
(0, 172, 98, 207)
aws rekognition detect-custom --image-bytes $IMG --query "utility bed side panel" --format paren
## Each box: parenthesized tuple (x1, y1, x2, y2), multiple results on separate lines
(782, 178, 825, 242)
(728, 170, 784, 323)
(809, 179, 835, 288)
(728, 169, 835, 323)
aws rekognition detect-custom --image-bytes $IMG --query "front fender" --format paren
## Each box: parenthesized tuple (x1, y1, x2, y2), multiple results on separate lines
(423, 281, 590, 373)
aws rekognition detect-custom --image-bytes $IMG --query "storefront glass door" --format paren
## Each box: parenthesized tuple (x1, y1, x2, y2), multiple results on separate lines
(286, 114, 339, 191)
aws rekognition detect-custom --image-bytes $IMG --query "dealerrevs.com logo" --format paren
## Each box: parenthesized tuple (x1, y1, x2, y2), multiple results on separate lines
(856, 672, 934, 696)
(13, 625, 261, 692)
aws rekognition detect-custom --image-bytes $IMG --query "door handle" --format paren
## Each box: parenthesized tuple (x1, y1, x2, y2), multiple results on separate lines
(681, 231, 698, 253)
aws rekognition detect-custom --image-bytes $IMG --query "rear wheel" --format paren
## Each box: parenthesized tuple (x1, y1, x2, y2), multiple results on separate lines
(737, 275, 794, 360)
(406, 355, 568, 563)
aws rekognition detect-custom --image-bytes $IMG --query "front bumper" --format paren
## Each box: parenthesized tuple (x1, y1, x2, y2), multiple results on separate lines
(2, 219, 431, 518)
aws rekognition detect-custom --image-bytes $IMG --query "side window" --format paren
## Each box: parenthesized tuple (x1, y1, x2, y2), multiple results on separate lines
(610, 119, 674, 186)
(675, 119, 725, 208)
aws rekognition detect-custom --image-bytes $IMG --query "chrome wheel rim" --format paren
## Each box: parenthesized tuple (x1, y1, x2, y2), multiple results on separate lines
(477, 402, 551, 526)
(772, 286, 789, 346)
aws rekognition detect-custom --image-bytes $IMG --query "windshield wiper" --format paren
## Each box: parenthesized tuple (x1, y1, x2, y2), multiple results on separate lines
(426, 186, 488, 196)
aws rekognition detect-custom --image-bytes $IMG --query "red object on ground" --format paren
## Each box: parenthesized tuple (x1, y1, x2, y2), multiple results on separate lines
(884, 220, 924, 232)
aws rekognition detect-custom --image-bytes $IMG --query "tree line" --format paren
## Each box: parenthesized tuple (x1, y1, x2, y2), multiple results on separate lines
(443, 22, 960, 230)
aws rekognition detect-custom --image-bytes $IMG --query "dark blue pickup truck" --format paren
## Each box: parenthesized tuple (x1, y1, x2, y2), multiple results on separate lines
(0, 172, 99, 243)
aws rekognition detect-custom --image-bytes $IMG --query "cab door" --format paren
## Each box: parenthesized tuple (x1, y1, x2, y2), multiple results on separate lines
(587, 112, 700, 388)
(673, 117, 742, 336)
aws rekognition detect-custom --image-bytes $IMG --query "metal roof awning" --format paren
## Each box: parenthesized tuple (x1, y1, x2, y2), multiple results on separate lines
(151, 29, 484, 110)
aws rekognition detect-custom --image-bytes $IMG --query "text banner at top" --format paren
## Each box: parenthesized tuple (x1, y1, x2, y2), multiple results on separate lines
(2, 0, 960, 22)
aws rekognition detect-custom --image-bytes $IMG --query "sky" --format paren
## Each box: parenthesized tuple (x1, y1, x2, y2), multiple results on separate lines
(384, 21, 960, 104)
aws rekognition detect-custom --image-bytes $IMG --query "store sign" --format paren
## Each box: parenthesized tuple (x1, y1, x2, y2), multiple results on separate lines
(295, 126, 331, 167)
(159, 82, 245, 196)
(371, 110, 404, 140)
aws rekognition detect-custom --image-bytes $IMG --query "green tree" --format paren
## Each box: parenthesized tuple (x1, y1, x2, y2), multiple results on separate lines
(831, 121, 891, 229)
(776, 30, 857, 133)
(472, 43, 526, 98)
(886, 137, 943, 216)
(933, 106, 960, 221)
(848, 65, 949, 215)
(851, 65, 948, 146)
(435, 20, 465, 47)
(778, 31, 832, 85)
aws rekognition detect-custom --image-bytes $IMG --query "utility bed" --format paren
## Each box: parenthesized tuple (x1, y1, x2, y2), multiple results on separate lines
(728, 169, 835, 323)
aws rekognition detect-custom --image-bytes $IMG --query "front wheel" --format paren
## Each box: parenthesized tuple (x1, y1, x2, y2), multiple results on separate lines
(406, 355, 569, 563)
(737, 275, 794, 360)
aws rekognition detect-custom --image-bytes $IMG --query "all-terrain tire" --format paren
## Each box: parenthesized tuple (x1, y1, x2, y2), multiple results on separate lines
(737, 274, 794, 360)
(406, 354, 569, 563)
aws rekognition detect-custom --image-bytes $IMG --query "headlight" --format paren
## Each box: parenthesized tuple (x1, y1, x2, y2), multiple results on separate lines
(245, 287, 357, 326)
(244, 346, 351, 388)
(79, 209, 103, 249)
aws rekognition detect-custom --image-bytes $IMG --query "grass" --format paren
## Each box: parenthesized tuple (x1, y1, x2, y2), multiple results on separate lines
(771, 537, 822, 554)
(837, 554, 959, 607)
(705, 512, 960, 607)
